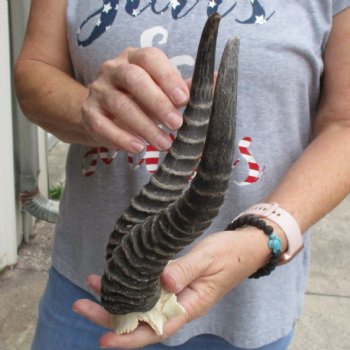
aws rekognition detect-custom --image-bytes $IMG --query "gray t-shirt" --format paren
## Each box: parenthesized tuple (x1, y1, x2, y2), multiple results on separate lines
(53, 1, 350, 348)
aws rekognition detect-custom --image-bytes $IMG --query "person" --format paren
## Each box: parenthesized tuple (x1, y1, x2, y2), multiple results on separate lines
(14, 1, 350, 349)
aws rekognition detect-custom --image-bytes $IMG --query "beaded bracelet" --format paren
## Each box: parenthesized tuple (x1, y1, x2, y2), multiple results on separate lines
(226, 214, 282, 279)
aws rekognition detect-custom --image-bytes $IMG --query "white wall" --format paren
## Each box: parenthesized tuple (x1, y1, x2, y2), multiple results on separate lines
(0, 1, 18, 268)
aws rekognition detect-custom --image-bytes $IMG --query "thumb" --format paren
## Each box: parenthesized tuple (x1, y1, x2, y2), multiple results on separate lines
(161, 249, 210, 294)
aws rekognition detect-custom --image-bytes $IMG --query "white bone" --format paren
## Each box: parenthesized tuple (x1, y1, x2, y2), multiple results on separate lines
(110, 288, 185, 336)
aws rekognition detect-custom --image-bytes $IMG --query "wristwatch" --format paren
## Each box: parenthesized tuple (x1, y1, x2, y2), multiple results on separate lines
(237, 203, 304, 264)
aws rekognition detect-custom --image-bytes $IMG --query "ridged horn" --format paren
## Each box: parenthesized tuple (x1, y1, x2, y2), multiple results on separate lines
(101, 30, 240, 315)
(106, 13, 221, 260)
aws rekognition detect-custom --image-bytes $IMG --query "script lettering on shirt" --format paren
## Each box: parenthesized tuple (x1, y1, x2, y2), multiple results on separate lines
(81, 136, 265, 186)
(77, 0, 275, 47)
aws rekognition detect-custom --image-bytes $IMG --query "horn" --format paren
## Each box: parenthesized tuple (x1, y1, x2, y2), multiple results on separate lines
(101, 18, 240, 318)
(106, 13, 221, 260)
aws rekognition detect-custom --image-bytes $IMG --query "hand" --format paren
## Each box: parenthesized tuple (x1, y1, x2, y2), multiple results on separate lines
(72, 228, 271, 349)
(80, 47, 190, 153)
(72, 275, 187, 349)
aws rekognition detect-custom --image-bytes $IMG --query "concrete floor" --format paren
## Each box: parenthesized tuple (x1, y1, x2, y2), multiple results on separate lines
(0, 141, 349, 350)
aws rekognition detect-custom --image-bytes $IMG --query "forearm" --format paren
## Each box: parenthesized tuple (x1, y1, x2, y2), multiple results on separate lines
(14, 59, 90, 145)
(266, 124, 350, 233)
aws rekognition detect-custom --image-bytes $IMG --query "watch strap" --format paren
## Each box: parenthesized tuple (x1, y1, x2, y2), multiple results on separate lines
(235, 203, 304, 264)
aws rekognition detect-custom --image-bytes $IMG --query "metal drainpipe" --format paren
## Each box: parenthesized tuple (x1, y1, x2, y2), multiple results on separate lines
(16, 123, 59, 225)
(9, 1, 59, 236)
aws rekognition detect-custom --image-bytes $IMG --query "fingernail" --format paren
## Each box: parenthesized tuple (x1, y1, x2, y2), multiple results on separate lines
(155, 134, 172, 150)
(172, 88, 188, 105)
(130, 141, 144, 153)
(72, 307, 81, 315)
(166, 112, 183, 130)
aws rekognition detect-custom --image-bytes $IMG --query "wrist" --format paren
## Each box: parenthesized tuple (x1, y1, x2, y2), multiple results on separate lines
(234, 203, 304, 265)
(238, 220, 288, 271)
(228, 226, 273, 275)
(227, 215, 283, 278)
(262, 219, 288, 254)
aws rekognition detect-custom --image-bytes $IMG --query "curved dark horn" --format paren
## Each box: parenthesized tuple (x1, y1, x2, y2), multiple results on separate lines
(106, 14, 221, 259)
(101, 33, 240, 315)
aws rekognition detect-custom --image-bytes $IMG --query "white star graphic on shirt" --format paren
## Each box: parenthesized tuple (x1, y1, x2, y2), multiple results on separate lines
(96, 18, 101, 26)
(170, 0, 180, 9)
(132, 9, 140, 17)
(103, 3, 112, 13)
(255, 15, 266, 24)
(208, 0, 217, 8)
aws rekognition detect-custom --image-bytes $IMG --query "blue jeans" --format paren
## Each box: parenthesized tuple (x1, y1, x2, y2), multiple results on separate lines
(32, 267, 293, 350)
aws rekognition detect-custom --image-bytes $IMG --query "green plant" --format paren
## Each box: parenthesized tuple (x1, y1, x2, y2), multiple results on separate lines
(49, 181, 64, 200)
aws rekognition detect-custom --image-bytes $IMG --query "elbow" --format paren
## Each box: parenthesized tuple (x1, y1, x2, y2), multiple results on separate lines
(13, 59, 40, 124)
(14, 60, 30, 115)
(313, 105, 350, 138)
(13, 59, 26, 103)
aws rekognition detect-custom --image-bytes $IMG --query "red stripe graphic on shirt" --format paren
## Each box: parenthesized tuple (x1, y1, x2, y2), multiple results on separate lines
(82, 147, 118, 177)
(128, 145, 160, 173)
(128, 133, 175, 173)
(233, 137, 265, 186)
(81, 136, 264, 187)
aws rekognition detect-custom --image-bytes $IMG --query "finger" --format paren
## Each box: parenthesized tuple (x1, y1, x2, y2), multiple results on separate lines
(110, 63, 183, 131)
(81, 104, 146, 152)
(72, 299, 112, 329)
(101, 89, 173, 150)
(73, 300, 186, 349)
(161, 249, 213, 294)
(128, 47, 189, 106)
(99, 324, 160, 349)
(99, 312, 187, 349)
(87, 274, 101, 295)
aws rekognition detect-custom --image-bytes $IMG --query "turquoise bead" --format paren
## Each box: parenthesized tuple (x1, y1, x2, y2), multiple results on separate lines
(268, 234, 281, 254)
